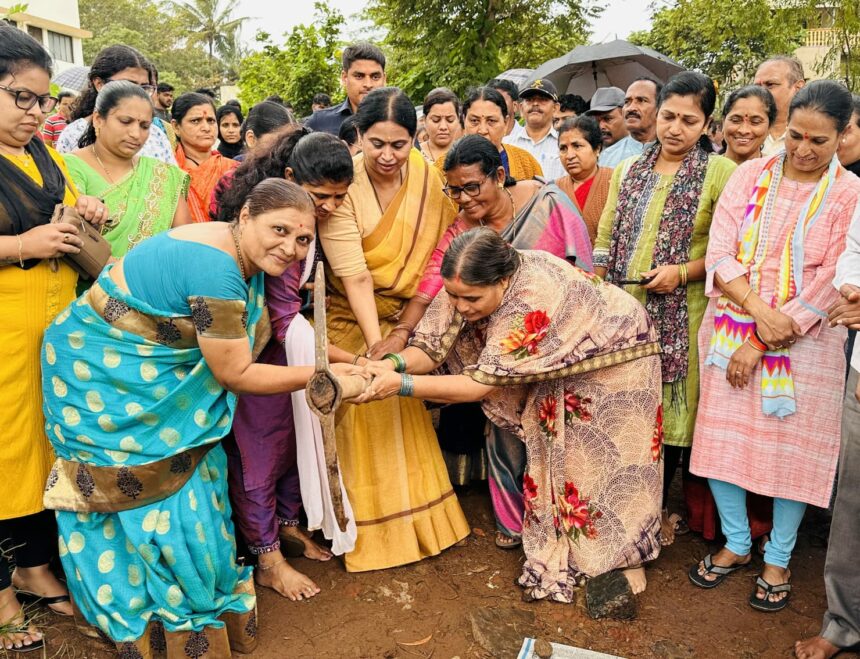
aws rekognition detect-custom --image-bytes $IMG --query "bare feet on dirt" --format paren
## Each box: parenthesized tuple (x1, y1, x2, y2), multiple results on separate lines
(12, 565, 73, 616)
(755, 564, 791, 604)
(694, 547, 751, 584)
(794, 636, 840, 659)
(0, 587, 43, 651)
(255, 554, 322, 602)
(623, 566, 647, 594)
(279, 526, 333, 561)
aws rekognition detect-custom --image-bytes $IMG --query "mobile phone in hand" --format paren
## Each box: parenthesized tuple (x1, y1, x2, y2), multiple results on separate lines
(617, 275, 655, 286)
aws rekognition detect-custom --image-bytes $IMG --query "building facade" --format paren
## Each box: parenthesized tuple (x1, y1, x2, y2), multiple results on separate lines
(2, 0, 91, 73)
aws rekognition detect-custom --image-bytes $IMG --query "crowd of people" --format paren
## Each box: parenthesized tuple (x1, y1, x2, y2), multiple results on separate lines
(2, 22, 860, 659)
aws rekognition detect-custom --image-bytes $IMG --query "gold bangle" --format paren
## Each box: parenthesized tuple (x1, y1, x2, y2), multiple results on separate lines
(740, 288, 752, 309)
(352, 353, 362, 365)
(16, 234, 24, 267)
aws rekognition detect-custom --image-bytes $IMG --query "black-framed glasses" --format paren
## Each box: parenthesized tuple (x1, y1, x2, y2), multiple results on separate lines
(443, 174, 491, 200)
(107, 79, 156, 95)
(0, 84, 58, 112)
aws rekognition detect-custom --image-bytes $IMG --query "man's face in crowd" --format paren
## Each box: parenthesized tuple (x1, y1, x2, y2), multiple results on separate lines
(592, 107, 627, 147)
(623, 80, 658, 140)
(754, 60, 803, 115)
(57, 95, 75, 117)
(521, 93, 558, 132)
(157, 90, 173, 110)
(342, 59, 386, 110)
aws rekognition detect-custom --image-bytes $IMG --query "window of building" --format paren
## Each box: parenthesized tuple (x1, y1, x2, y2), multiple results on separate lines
(47, 30, 74, 63)
(27, 25, 43, 42)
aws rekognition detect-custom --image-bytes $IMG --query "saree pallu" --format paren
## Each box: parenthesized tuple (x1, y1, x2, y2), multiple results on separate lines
(41, 267, 264, 649)
(555, 167, 612, 245)
(325, 150, 469, 572)
(412, 250, 664, 603)
(64, 155, 190, 257)
(175, 145, 236, 223)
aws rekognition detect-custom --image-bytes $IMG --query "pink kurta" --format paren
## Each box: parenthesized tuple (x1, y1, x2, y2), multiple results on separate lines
(691, 158, 860, 508)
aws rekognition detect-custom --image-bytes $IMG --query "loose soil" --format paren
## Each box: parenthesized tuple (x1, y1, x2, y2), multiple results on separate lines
(33, 485, 858, 659)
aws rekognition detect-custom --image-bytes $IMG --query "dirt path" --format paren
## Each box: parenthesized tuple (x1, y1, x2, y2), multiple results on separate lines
(38, 487, 857, 659)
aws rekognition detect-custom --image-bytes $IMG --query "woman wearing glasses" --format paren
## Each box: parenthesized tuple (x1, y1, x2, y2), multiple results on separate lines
(406, 134, 593, 548)
(56, 45, 177, 165)
(0, 27, 107, 651)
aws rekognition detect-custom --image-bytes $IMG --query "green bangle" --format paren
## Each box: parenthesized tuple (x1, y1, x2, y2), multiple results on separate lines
(399, 373, 414, 396)
(383, 352, 406, 373)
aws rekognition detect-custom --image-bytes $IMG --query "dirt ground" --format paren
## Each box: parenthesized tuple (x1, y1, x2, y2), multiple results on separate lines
(32, 483, 859, 659)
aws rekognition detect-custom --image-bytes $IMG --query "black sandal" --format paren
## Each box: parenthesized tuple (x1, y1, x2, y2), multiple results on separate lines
(14, 591, 72, 617)
(688, 554, 749, 589)
(0, 609, 45, 653)
(748, 575, 791, 612)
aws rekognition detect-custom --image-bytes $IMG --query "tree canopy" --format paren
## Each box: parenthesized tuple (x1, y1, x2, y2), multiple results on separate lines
(365, 0, 600, 100)
(629, 0, 807, 88)
(238, 2, 344, 116)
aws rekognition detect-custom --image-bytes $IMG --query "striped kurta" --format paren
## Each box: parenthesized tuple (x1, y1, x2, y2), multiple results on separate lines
(691, 158, 860, 508)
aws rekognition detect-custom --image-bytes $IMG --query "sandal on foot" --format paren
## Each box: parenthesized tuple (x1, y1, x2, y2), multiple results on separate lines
(688, 554, 749, 589)
(494, 532, 522, 550)
(748, 575, 791, 612)
(14, 590, 72, 617)
(0, 609, 45, 653)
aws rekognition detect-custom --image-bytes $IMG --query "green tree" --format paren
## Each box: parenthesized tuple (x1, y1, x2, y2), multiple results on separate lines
(238, 2, 344, 116)
(79, 0, 215, 91)
(366, 0, 600, 101)
(629, 0, 807, 88)
(809, 0, 860, 90)
(169, 0, 248, 80)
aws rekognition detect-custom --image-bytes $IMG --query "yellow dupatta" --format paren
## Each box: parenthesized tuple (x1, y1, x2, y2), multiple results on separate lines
(332, 149, 456, 320)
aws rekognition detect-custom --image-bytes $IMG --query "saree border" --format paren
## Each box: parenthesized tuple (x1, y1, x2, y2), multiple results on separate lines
(410, 309, 465, 365)
(44, 445, 214, 513)
(464, 341, 662, 386)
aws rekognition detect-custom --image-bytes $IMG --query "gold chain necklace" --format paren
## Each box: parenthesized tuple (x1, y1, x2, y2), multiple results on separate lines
(231, 223, 247, 279)
(479, 187, 516, 228)
(92, 144, 135, 184)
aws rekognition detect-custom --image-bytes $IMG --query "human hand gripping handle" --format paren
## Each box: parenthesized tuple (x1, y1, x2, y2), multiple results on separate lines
(828, 284, 860, 330)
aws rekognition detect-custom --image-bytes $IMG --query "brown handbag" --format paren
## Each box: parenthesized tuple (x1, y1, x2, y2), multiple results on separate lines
(50, 203, 112, 280)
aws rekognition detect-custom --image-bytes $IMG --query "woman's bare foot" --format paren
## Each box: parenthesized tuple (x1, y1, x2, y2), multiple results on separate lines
(279, 526, 333, 561)
(12, 565, 73, 616)
(794, 636, 840, 659)
(660, 509, 678, 546)
(694, 547, 751, 584)
(254, 553, 321, 601)
(0, 587, 43, 650)
(622, 567, 647, 594)
(756, 564, 791, 604)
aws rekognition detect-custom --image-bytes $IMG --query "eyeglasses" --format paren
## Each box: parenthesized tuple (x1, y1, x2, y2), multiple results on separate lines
(0, 84, 58, 112)
(107, 79, 157, 95)
(443, 174, 490, 200)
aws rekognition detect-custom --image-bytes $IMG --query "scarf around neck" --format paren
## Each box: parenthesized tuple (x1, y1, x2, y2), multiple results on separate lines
(705, 153, 842, 418)
(606, 142, 710, 404)
(0, 137, 67, 268)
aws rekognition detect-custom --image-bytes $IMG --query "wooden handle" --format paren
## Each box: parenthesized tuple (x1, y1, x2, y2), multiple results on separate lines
(338, 374, 369, 400)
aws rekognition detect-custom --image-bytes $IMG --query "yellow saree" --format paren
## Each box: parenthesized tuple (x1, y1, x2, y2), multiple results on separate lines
(0, 148, 78, 520)
(321, 149, 469, 571)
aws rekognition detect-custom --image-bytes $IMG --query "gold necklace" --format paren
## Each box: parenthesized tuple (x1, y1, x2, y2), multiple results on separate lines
(231, 223, 247, 279)
(92, 144, 135, 184)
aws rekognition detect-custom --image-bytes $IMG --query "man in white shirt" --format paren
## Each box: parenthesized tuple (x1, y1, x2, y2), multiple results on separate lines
(795, 208, 860, 659)
(754, 56, 805, 156)
(503, 79, 564, 180)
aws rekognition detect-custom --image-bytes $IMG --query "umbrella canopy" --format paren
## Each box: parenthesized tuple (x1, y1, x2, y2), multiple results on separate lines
(522, 40, 684, 99)
(493, 68, 534, 88)
(52, 65, 91, 93)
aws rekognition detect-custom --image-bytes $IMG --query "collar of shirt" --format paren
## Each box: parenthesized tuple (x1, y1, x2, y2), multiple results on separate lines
(513, 125, 557, 146)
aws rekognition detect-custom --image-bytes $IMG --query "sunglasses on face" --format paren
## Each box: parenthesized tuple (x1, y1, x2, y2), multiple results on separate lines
(0, 84, 58, 112)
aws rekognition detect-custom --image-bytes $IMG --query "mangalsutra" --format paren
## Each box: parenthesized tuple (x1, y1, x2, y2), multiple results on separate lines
(231, 223, 247, 279)
(92, 144, 135, 184)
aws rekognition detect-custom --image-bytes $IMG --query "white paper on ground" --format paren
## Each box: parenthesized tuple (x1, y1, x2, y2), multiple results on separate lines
(284, 311, 357, 556)
(518, 638, 624, 659)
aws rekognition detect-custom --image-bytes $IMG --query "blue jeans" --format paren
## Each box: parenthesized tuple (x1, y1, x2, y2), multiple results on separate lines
(708, 478, 806, 569)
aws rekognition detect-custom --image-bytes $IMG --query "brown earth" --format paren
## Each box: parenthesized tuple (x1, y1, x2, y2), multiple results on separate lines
(29, 485, 858, 659)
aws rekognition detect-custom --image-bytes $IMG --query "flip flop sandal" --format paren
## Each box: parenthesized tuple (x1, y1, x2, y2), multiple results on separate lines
(494, 532, 522, 550)
(748, 575, 792, 612)
(668, 513, 690, 536)
(0, 610, 46, 653)
(688, 554, 749, 589)
(14, 591, 72, 617)
(279, 534, 306, 558)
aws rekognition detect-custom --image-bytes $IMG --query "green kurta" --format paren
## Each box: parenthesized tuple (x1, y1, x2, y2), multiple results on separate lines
(593, 154, 736, 446)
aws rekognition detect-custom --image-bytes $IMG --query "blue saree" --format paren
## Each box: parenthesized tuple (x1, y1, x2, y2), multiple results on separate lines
(41, 233, 264, 652)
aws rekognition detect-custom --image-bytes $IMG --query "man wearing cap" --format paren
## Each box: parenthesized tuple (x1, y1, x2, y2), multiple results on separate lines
(503, 79, 565, 180)
(586, 86, 635, 169)
(600, 78, 661, 169)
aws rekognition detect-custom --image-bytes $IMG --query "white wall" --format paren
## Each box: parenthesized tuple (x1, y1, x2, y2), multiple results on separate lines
(23, 0, 81, 28)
